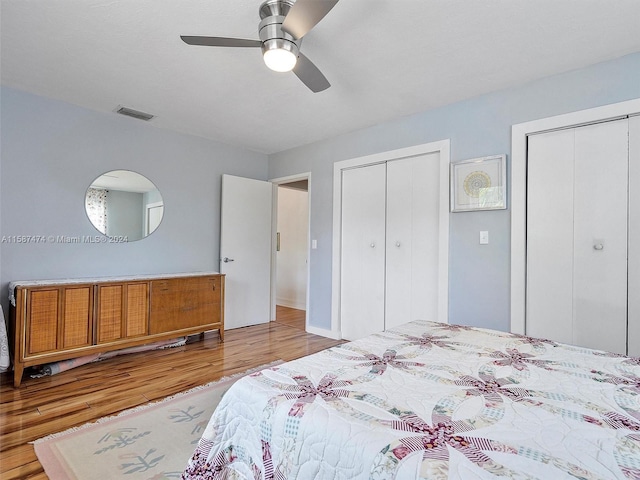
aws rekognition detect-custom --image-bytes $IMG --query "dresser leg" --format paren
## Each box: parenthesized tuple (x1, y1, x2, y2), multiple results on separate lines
(13, 362, 24, 388)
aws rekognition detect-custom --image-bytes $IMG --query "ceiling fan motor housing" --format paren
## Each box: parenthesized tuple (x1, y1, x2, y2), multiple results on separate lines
(258, 0, 301, 59)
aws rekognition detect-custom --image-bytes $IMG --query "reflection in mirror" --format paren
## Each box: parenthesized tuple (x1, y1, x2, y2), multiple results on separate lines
(85, 170, 164, 242)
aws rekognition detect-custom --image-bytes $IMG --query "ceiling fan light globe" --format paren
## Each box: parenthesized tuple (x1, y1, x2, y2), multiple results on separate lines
(263, 47, 297, 72)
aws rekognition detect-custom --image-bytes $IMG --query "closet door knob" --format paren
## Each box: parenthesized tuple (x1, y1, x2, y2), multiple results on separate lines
(395, 241, 401, 247)
(593, 244, 604, 251)
(370, 242, 376, 248)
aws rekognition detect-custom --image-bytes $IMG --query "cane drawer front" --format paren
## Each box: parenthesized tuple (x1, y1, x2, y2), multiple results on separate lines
(96, 282, 149, 344)
(25, 285, 93, 356)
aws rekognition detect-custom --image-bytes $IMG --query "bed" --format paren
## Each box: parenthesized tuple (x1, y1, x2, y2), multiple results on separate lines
(182, 320, 640, 479)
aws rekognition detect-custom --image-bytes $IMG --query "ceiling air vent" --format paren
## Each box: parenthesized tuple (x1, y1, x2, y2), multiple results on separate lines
(115, 106, 155, 121)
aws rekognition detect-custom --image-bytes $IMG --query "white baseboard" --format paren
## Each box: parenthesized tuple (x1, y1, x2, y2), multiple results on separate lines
(276, 299, 306, 310)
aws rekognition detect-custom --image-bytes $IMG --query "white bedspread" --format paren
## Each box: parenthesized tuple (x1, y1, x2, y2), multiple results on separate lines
(182, 320, 640, 479)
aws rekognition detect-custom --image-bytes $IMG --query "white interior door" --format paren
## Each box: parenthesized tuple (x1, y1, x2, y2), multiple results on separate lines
(340, 164, 386, 340)
(527, 119, 629, 354)
(146, 203, 163, 236)
(385, 153, 441, 329)
(220, 174, 272, 329)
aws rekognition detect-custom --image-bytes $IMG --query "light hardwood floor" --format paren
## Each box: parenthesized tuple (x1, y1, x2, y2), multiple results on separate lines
(275, 305, 306, 330)
(0, 308, 341, 479)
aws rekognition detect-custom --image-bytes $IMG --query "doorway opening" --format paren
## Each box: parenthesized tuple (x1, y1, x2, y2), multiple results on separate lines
(271, 175, 310, 332)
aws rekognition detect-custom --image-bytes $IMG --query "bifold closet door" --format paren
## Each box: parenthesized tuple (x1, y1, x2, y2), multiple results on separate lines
(385, 153, 440, 329)
(629, 115, 640, 356)
(527, 119, 628, 354)
(340, 163, 386, 340)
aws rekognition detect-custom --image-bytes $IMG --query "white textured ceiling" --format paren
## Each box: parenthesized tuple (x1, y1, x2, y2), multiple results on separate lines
(2, 0, 640, 154)
(91, 170, 158, 193)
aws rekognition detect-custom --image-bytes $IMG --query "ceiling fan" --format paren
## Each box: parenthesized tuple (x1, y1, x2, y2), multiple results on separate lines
(181, 0, 339, 93)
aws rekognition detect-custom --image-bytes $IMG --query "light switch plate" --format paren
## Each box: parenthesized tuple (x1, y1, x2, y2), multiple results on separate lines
(480, 231, 489, 245)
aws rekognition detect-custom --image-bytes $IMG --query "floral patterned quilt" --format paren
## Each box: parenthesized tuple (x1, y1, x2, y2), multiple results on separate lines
(182, 320, 640, 479)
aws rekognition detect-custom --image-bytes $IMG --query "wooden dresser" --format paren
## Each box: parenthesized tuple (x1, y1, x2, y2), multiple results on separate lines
(9, 272, 224, 387)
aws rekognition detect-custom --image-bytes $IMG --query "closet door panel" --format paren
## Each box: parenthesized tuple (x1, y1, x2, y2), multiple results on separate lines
(572, 120, 628, 354)
(340, 164, 386, 340)
(628, 115, 640, 356)
(526, 129, 575, 344)
(385, 153, 440, 328)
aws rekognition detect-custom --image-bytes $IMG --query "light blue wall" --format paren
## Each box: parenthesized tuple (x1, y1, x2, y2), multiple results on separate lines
(269, 52, 640, 333)
(3, 53, 640, 334)
(144, 188, 163, 206)
(0, 87, 269, 313)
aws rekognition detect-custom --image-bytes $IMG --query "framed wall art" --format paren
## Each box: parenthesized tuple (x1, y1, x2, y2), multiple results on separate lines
(450, 154, 506, 212)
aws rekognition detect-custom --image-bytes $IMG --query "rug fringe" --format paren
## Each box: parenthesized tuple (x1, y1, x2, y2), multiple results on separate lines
(31, 359, 283, 445)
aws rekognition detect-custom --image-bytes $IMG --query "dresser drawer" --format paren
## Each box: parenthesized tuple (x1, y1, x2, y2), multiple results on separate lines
(149, 276, 222, 334)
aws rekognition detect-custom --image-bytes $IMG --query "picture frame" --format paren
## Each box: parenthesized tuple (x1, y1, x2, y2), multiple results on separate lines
(450, 154, 507, 212)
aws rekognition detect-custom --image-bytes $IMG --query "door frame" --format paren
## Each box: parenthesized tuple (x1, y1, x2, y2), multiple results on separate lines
(510, 98, 640, 335)
(331, 140, 451, 338)
(269, 172, 312, 330)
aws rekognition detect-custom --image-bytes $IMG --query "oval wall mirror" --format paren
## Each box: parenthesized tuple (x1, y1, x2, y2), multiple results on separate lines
(85, 170, 164, 242)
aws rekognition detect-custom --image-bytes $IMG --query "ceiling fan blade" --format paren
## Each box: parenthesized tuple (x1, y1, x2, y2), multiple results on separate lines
(293, 53, 330, 93)
(281, 0, 339, 40)
(180, 36, 262, 48)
